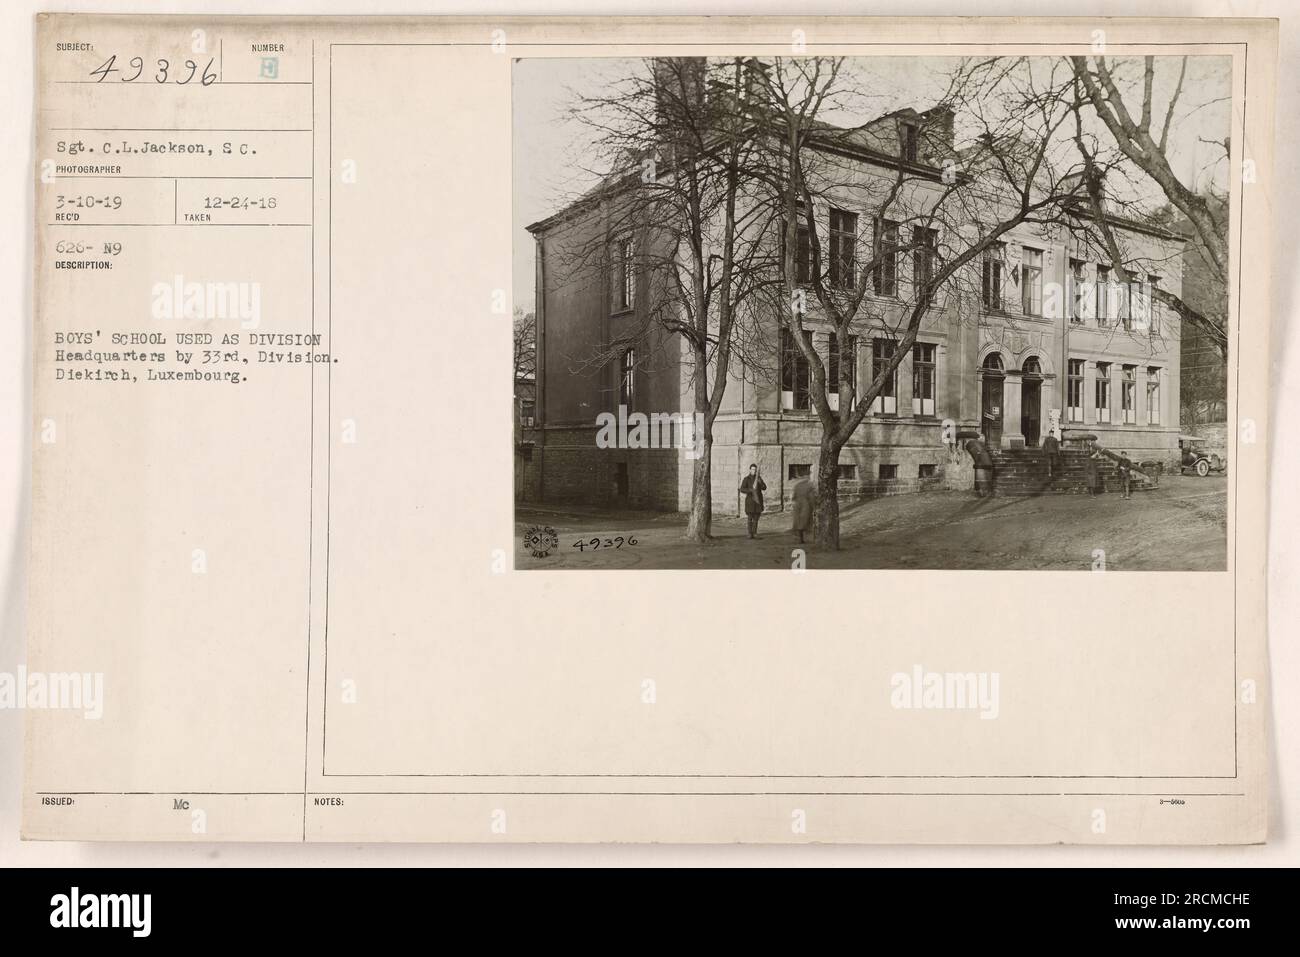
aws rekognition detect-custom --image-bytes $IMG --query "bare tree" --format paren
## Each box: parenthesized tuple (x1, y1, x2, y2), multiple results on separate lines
(513, 306, 536, 382)
(754, 56, 1098, 548)
(554, 57, 776, 542)
(1068, 55, 1229, 355)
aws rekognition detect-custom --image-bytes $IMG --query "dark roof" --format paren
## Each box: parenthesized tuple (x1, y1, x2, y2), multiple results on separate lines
(526, 103, 953, 235)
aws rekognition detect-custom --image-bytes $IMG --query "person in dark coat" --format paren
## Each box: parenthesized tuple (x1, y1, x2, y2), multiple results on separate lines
(1042, 431, 1062, 480)
(964, 437, 995, 497)
(1085, 442, 1103, 495)
(1117, 455, 1133, 499)
(790, 473, 815, 543)
(739, 464, 767, 538)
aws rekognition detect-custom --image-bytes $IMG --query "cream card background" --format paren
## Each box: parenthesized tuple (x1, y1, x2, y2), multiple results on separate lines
(2, 1, 1291, 859)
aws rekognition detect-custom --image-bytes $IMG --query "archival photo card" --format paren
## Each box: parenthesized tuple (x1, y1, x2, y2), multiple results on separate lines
(24, 15, 1273, 844)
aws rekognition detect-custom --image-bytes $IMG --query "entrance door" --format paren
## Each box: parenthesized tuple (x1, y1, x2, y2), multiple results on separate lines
(1020, 357, 1042, 448)
(980, 353, 1005, 447)
(1021, 379, 1041, 447)
(981, 374, 1003, 447)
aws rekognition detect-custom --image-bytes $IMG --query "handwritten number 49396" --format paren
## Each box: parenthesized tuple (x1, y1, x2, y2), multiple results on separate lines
(572, 536, 637, 551)
(90, 55, 218, 86)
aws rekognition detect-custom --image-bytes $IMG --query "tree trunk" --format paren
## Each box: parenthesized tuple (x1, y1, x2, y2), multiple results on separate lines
(813, 448, 842, 549)
(684, 436, 713, 542)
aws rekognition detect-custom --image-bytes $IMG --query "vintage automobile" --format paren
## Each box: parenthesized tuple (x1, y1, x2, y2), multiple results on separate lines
(1179, 435, 1226, 477)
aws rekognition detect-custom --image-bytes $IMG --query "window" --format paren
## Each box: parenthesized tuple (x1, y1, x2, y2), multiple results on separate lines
(1117, 276, 1132, 329)
(918, 463, 937, 479)
(617, 237, 635, 310)
(912, 226, 937, 291)
(1069, 259, 1086, 322)
(781, 329, 812, 411)
(796, 223, 812, 284)
(981, 242, 1005, 311)
(829, 209, 858, 290)
(828, 334, 857, 410)
(788, 463, 811, 480)
(1096, 264, 1111, 325)
(1121, 364, 1136, 423)
(872, 218, 899, 296)
(1146, 367, 1162, 425)
(912, 342, 936, 416)
(1095, 361, 1111, 423)
(520, 399, 536, 428)
(901, 122, 919, 162)
(619, 348, 636, 407)
(1020, 246, 1043, 316)
(879, 464, 899, 481)
(1067, 358, 1085, 422)
(838, 464, 858, 480)
(871, 338, 898, 414)
(1148, 274, 1161, 334)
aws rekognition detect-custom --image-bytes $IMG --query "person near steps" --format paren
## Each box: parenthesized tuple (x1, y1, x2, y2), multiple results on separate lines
(1117, 454, 1133, 499)
(1042, 431, 1062, 481)
(964, 436, 995, 497)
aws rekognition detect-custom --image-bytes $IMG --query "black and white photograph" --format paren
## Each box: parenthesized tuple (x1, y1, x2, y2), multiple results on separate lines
(4, 2, 1289, 904)
(514, 53, 1232, 569)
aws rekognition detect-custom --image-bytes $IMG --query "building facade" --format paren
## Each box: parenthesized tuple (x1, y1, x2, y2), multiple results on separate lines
(526, 101, 1185, 514)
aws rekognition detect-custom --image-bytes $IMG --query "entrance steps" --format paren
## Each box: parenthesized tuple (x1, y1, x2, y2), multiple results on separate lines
(988, 448, 1139, 496)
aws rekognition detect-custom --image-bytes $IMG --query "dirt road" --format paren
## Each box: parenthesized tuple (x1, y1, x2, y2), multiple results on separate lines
(516, 474, 1227, 571)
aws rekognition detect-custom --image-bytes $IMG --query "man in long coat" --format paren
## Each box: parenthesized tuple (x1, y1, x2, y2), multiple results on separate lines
(791, 474, 815, 544)
(964, 437, 995, 497)
(1085, 443, 1104, 495)
(739, 464, 766, 539)
(1042, 430, 1062, 480)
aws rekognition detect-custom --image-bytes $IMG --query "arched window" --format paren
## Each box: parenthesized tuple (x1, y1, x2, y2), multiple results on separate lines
(1022, 356, 1042, 376)
(981, 352, 1005, 373)
(619, 348, 635, 407)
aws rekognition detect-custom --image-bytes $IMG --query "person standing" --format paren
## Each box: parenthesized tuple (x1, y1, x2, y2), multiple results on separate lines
(739, 464, 767, 539)
(1042, 430, 1062, 481)
(1117, 455, 1133, 499)
(791, 472, 815, 544)
(965, 436, 995, 497)
(1085, 442, 1103, 495)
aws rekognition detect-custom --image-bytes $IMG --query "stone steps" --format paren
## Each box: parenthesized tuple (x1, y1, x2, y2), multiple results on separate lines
(987, 448, 1144, 496)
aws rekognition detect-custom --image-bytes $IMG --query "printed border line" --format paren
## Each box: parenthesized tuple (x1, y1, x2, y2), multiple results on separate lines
(302, 37, 317, 842)
(316, 40, 1247, 787)
(38, 790, 1247, 798)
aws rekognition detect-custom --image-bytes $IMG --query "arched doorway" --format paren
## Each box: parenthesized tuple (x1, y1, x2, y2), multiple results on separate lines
(1021, 356, 1042, 447)
(980, 353, 1004, 446)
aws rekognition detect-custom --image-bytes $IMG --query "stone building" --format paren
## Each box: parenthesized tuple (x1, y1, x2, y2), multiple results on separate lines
(525, 84, 1186, 514)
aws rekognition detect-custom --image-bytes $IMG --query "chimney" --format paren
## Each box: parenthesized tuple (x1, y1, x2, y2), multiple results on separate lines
(651, 57, 707, 135)
(918, 106, 955, 162)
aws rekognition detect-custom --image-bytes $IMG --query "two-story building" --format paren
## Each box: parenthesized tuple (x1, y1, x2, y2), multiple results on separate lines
(525, 85, 1185, 514)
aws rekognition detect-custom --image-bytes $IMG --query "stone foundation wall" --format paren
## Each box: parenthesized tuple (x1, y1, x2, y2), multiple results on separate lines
(537, 427, 682, 511)
(539, 415, 970, 514)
